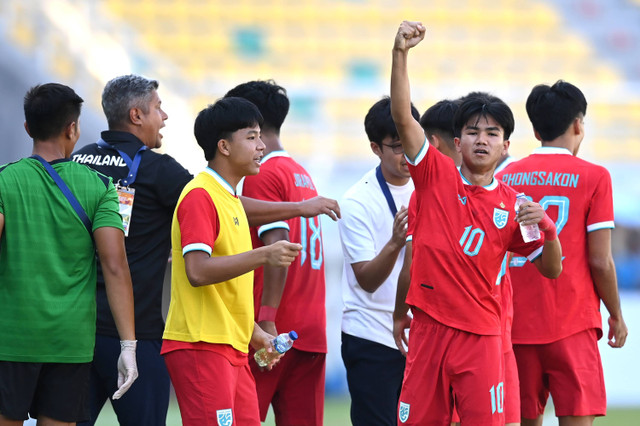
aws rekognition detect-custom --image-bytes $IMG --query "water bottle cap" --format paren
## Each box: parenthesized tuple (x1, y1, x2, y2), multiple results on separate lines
(289, 331, 298, 340)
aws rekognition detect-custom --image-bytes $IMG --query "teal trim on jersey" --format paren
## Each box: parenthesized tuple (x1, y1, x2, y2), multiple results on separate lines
(459, 169, 498, 190)
(405, 137, 428, 166)
(205, 167, 236, 195)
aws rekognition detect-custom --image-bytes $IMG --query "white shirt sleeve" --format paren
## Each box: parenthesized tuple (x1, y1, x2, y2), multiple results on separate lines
(338, 197, 377, 264)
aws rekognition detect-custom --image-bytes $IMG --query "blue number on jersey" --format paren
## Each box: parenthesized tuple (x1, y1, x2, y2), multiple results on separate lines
(510, 195, 569, 268)
(300, 217, 323, 269)
(460, 225, 485, 257)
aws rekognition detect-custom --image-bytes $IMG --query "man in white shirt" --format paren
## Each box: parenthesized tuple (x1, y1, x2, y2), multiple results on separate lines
(338, 96, 418, 426)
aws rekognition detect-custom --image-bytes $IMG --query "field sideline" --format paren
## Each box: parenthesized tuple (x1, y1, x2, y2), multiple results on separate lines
(91, 397, 639, 425)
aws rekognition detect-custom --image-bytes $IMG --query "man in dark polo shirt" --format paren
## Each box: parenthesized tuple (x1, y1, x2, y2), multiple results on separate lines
(72, 75, 190, 426)
(73, 75, 341, 425)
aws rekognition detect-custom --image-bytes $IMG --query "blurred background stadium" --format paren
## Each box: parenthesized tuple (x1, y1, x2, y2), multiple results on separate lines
(2, 0, 639, 423)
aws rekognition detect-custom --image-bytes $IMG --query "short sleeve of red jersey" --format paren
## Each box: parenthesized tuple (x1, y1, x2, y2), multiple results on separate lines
(406, 191, 417, 242)
(405, 138, 430, 190)
(177, 188, 220, 256)
(586, 167, 615, 232)
(242, 163, 291, 238)
(406, 138, 458, 194)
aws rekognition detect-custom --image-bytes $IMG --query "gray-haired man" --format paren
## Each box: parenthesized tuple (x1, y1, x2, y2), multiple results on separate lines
(72, 74, 190, 425)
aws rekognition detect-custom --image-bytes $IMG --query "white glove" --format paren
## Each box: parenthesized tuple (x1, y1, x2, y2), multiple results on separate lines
(112, 340, 138, 400)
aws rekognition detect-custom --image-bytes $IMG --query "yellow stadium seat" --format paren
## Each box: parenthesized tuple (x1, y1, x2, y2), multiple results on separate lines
(95, 0, 637, 161)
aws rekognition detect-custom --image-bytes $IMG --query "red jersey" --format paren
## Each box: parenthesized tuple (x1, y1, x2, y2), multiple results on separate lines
(499, 256, 513, 351)
(407, 142, 543, 336)
(241, 151, 326, 353)
(409, 183, 514, 348)
(407, 191, 417, 241)
(496, 146, 614, 344)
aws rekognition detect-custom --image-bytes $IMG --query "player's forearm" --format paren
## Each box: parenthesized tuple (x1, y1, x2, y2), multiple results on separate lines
(240, 196, 299, 227)
(394, 244, 412, 319)
(390, 49, 412, 128)
(591, 256, 623, 319)
(184, 248, 269, 287)
(261, 264, 288, 308)
(536, 238, 563, 279)
(390, 49, 425, 161)
(353, 241, 404, 293)
(259, 229, 290, 308)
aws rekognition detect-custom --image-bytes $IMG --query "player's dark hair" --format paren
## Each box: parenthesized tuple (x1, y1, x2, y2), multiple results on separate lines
(525, 80, 587, 142)
(224, 80, 289, 134)
(420, 99, 460, 151)
(453, 92, 514, 140)
(194, 97, 264, 161)
(365, 96, 420, 147)
(23, 83, 83, 141)
(102, 74, 159, 130)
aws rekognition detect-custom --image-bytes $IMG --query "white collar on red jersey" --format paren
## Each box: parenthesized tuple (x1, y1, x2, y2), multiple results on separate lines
(532, 146, 572, 155)
(261, 150, 290, 164)
(204, 167, 236, 195)
(459, 168, 499, 191)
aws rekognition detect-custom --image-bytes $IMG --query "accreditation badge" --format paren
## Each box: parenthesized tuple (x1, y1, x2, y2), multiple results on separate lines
(116, 184, 135, 237)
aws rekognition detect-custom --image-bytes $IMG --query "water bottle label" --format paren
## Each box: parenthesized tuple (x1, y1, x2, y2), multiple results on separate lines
(274, 341, 286, 353)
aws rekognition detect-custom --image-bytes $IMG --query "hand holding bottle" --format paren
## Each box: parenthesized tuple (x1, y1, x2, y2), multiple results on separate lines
(254, 331, 298, 368)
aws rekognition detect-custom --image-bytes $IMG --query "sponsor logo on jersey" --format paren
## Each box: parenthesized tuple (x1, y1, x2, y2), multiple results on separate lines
(458, 194, 467, 205)
(216, 408, 232, 426)
(493, 208, 509, 229)
(233, 217, 239, 226)
(399, 401, 410, 423)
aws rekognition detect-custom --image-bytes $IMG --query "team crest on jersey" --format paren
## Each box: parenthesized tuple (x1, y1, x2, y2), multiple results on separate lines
(216, 409, 232, 426)
(399, 401, 410, 423)
(493, 208, 509, 229)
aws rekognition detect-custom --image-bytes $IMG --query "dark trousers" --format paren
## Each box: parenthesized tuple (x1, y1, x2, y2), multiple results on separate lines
(341, 332, 406, 426)
(78, 335, 170, 426)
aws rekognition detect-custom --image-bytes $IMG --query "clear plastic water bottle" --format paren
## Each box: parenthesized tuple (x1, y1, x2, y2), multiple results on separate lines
(515, 193, 540, 243)
(254, 331, 298, 367)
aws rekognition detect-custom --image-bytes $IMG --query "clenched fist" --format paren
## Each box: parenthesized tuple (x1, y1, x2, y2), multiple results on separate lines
(265, 240, 302, 267)
(394, 21, 426, 51)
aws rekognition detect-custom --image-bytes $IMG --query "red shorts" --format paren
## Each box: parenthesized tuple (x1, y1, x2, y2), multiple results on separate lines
(503, 348, 521, 424)
(450, 350, 518, 424)
(398, 310, 504, 425)
(250, 348, 325, 425)
(514, 328, 606, 419)
(164, 348, 260, 426)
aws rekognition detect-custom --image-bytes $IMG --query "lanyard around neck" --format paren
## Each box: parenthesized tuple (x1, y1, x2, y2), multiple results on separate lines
(97, 139, 147, 186)
(31, 155, 93, 238)
(375, 165, 397, 218)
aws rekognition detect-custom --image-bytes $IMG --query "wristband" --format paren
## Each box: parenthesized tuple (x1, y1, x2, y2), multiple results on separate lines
(539, 213, 557, 241)
(258, 305, 277, 322)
